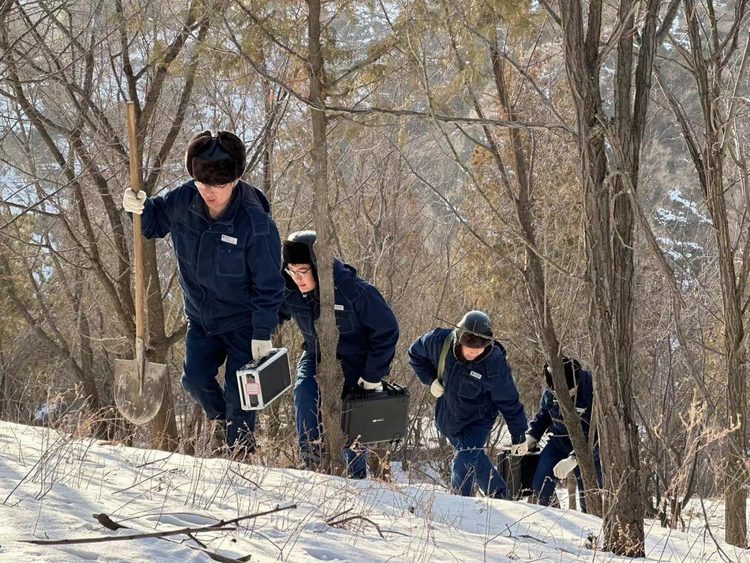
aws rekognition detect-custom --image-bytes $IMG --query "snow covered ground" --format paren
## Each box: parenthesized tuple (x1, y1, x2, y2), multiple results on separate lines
(0, 421, 747, 562)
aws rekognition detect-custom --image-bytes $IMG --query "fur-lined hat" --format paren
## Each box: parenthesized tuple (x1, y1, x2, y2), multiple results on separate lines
(282, 231, 318, 268)
(185, 130, 246, 185)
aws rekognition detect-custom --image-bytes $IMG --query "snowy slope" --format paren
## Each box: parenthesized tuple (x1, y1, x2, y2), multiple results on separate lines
(0, 421, 747, 562)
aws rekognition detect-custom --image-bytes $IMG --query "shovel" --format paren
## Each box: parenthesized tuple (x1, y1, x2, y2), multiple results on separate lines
(114, 101, 167, 425)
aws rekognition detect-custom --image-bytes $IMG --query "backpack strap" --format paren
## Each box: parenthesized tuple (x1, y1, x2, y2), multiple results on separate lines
(437, 331, 455, 383)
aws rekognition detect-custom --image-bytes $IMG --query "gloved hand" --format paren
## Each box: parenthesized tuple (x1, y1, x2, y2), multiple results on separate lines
(525, 433, 538, 451)
(251, 339, 273, 360)
(357, 377, 380, 391)
(122, 188, 146, 214)
(510, 440, 528, 456)
(553, 455, 578, 480)
(430, 379, 444, 398)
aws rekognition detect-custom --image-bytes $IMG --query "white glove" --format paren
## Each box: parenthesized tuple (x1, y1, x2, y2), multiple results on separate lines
(430, 379, 444, 398)
(553, 455, 578, 479)
(251, 339, 273, 360)
(122, 188, 146, 214)
(525, 433, 538, 450)
(510, 439, 529, 456)
(358, 377, 380, 391)
(510, 441, 527, 456)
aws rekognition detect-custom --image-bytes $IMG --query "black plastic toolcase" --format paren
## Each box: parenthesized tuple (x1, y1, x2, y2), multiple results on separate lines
(340, 382, 409, 445)
(497, 448, 540, 499)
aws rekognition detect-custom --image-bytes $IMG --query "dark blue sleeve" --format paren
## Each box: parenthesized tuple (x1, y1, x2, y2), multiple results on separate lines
(408, 329, 443, 386)
(140, 194, 172, 239)
(357, 285, 399, 384)
(578, 370, 595, 439)
(245, 211, 285, 340)
(277, 291, 292, 326)
(528, 390, 553, 440)
(490, 356, 527, 444)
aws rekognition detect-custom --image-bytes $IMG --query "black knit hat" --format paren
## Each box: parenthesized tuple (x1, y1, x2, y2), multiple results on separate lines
(185, 130, 246, 185)
(544, 357, 582, 390)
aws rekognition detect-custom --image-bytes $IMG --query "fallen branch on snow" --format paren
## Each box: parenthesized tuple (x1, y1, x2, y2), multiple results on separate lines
(21, 504, 297, 546)
(326, 514, 385, 539)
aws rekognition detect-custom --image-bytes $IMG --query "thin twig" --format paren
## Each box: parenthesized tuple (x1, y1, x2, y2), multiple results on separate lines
(324, 507, 353, 523)
(228, 467, 262, 489)
(327, 515, 385, 539)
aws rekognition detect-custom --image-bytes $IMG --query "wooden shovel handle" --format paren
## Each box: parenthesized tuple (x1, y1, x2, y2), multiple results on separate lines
(126, 102, 144, 341)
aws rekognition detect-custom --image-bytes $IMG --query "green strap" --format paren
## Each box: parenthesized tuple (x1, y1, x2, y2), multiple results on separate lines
(437, 331, 454, 383)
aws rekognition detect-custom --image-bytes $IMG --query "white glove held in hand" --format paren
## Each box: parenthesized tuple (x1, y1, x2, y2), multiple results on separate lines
(525, 434, 538, 450)
(251, 339, 273, 360)
(553, 455, 578, 479)
(430, 379, 445, 398)
(358, 377, 381, 391)
(510, 440, 528, 456)
(122, 188, 146, 214)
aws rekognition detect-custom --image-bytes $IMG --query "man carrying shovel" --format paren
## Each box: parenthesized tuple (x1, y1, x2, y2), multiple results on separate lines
(122, 130, 285, 456)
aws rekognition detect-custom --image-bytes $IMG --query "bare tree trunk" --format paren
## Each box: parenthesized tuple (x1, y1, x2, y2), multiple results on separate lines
(690, 9, 748, 545)
(657, 0, 749, 545)
(724, 339, 747, 547)
(567, 474, 578, 511)
(261, 54, 275, 200)
(555, 0, 671, 552)
(307, 0, 345, 475)
(137, 5, 211, 451)
(484, 32, 603, 516)
(700, 50, 747, 551)
(132, 111, 179, 452)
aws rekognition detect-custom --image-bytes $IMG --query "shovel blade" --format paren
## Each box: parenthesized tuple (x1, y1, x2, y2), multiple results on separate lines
(114, 359, 167, 425)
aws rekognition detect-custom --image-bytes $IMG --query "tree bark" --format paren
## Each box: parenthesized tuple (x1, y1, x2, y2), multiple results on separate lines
(486, 34, 603, 516)
(307, 0, 346, 475)
(556, 0, 669, 553)
(667, 0, 749, 545)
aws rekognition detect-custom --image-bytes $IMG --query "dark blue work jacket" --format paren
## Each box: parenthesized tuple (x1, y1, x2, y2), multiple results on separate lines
(527, 369, 596, 451)
(140, 180, 284, 339)
(280, 260, 399, 387)
(408, 328, 527, 441)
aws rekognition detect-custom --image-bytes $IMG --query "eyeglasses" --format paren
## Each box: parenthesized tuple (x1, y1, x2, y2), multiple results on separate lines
(196, 180, 235, 191)
(285, 267, 312, 278)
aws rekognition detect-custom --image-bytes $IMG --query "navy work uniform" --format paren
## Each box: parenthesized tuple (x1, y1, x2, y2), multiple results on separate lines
(528, 368, 602, 511)
(409, 328, 527, 498)
(140, 180, 285, 450)
(281, 259, 399, 477)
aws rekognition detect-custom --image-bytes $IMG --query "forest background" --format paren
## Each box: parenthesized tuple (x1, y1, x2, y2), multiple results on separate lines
(0, 0, 748, 556)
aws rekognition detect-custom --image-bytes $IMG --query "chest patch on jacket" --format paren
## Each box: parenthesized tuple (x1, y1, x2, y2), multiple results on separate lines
(221, 234, 238, 245)
(469, 370, 482, 380)
(334, 304, 344, 311)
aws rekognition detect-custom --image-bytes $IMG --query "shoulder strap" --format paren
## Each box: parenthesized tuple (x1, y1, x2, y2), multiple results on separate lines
(437, 331, 454, 383)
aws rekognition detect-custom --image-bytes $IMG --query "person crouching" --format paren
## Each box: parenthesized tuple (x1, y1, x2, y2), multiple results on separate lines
(408, 311, 528, 498)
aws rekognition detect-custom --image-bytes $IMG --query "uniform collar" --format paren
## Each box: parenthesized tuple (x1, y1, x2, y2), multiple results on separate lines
(302, 287, 320, 301)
